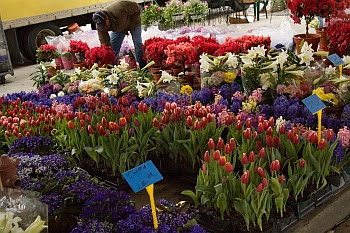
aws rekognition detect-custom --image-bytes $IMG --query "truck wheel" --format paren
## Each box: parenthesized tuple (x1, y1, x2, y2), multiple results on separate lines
(16, 27, 31, 60)
(23, 23, 62, 61)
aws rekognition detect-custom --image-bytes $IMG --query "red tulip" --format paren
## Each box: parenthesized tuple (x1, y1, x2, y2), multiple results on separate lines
(186, 116, 193, 127)
(300, 159, 306, 168)
(258, 122, 264, 133)
(270, 160, 280, 172)
(287, 130, 293, 140)
(256, 183, 263, 193)
(242, 153, 248, 165)
(249, 151, 255, 163)
(5, 131, 11, 137)
(225, 162, 234, 173)
(201, 117, 207, 128)
(152, 118, 160, 128)
(224, 144, 231, 155)
(164, 102, 171, 111)
(318, 139, 326, 150)
(236, 120, 242, 131)
(279, 124, 286, 134)
(236, 114, 242, 122)
(266, 135, 273, 147)
(258, 115, 264, 124)
(263, 120, 269, 130)
(267, 127, 273, 136)
(219, 156, 226, 166)
(79, 119, 85, 127)
(202, 164, 207, 173)
(245, 118, 252, 128)
(273, 136, 281, 148)
(101, 117, 107, 128)
(308, 132, 318, 144)
(194, 120, 201, 130)
(88, 125, 94, 134)
(213, 150, 221, 161)
(217, 137, 224, 149)
(225, 115, 233, 125)
(119, 117, 127, 127)
(256, 167, 265, 177)
(268, 117, 274, 127)
(262, 178, 268, 188)
(326, 129, 334, 141)
(208, 138, 216, 150)
(256, 141, 263, 151)
(204, 151, 210, 162)
(279, 175, 285, 184)
(121, 96, 128, 106)
(259, 147, 265, 159)
(85, 114, 91, 122)
(67, 121, 76, 129)
(241, 171, 249, 184)
(130, 105, 136, 115)
(229, 138, 236, 151)
(292, 134, 299, 145)
(98, 127, 105, 136)
(244, 128, 252, 139)
(207, 113, 213, 122)
(170, 102, 177, 110)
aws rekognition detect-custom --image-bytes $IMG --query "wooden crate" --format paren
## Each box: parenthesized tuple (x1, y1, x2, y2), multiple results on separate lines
(229, 16, 249, 24)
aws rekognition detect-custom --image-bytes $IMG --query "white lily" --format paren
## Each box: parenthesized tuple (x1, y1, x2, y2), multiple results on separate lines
(226, 52, 239, 68)
(259, 73, 273, 90)
(246, 48, 257, 59)
(285, 70, 305, 76)
(199, 53, 212, 72)
(254, 45, 267, 57)
(343, 55, 350, 64)
(106, 73, 120, 84)
(24, 215, 47, 233)
(0, 212, 24, 233)
(277, 50, 289, 69)
(325, 65, 337, 76)
(74, 67, 81, 75)
(119, 58, 130, 70)
(159, 70, 175, 83)
(241, 56, 254, 67)
(91, 69, 100, 79)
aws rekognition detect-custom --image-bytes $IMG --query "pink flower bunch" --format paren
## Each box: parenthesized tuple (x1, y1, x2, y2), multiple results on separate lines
(217, 110, 231, 126)
(338, 126, 350, 148)
(249, 88, 262, 103)
(165, 42, 197, 67)
(233, 91, 245, 100)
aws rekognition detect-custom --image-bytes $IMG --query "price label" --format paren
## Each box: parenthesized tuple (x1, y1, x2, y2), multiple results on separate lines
(327, 53, 345, 67)
(302, 94, 326, 115)
(122, 160, 163, 193)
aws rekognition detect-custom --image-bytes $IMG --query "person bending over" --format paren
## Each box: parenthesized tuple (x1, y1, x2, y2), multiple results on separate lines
(92, 0, 146, 68)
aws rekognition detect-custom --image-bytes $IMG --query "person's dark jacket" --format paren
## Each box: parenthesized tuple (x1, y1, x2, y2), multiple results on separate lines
(97, 0, 141, 45)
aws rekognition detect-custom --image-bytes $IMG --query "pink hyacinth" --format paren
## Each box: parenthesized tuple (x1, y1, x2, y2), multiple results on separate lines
(338, 126, 350, 148)
(249, 88, 262, 103)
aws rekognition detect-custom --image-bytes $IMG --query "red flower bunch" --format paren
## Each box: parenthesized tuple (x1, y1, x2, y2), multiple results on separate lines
(69, 40, 90, 54)
(287, 0, 336, 35)
(330, 0, 350, 20)
(174, 36, 191, 44)
(85, 45, 116, 67)
(165, 42, 197, 67)
(143, 37, 173, 66)
(36, 44, 59, 62)
(191, 35, 220, 59)
(327, 20, 350, 55)
(214, 38, 240, 56)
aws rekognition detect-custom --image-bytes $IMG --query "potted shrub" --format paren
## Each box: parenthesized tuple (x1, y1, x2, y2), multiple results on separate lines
(36, 44, 59, 64)
(85, 45, 116, 68)
(162, 0, 185, 29)
(287, 0, 336, 54)
(141, 3, 164, 30)
(183, 0, 209, 24)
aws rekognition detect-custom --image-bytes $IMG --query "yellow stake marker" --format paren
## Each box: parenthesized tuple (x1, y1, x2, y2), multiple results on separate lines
(317, 110, 322, 143)
(146, 184, 158, 229)
(339, 64, 343, 77)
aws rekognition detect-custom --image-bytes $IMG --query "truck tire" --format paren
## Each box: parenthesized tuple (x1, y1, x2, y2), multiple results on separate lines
(16, 27, 31, 60)
(23, 23, 62, 61)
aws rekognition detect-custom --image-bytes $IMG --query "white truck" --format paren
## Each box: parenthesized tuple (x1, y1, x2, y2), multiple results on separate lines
(0, 0, 151, 64)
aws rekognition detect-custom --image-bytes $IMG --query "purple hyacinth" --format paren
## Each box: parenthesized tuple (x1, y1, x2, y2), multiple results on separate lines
(64, 179, 105, 204)
(231, 98, 242, 114)
(333, 140, 345, 164)
(8, 136, 53, 155)
(70, 219, 112, 233)
(40, 192, 64, 216)
(258, 104, 273, 118)
(219, 84, 230, 101)
(231, 82, 241, 94)
(200, 88, 211, 105)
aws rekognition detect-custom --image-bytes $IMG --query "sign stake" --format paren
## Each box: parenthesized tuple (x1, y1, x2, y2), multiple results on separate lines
(146, 184, 158, 229)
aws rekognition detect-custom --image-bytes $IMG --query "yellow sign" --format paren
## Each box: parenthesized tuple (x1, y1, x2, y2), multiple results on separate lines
(146, 184, 159, 229)
(317, 110, 322, 143)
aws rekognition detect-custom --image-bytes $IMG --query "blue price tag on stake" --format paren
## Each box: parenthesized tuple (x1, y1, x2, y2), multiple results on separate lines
(327, 54, 345, 67)
(122, 161, 163, 193)
(302, 94, 326, 115)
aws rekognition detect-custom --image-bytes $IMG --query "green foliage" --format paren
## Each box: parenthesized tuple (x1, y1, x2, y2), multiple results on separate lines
(30, 63, 50, 88)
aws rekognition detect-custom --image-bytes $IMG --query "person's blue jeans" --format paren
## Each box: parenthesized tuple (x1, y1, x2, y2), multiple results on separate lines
(317, 16, 324, 28)
(110, 25, 146, 69)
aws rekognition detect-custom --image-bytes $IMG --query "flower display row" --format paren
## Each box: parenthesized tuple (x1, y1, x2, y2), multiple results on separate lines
(142, 0, 209, 29)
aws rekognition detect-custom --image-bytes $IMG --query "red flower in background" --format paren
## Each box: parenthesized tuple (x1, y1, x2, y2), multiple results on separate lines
(85, 45, 116, 67)
(69, 40, 90, 54)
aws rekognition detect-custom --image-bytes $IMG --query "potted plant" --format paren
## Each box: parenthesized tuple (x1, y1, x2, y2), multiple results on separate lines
(287, 0, 336, 53)
(326, 19, 350, 56)
(141, 3, 164, 30)
(36, 44, 59, 64)
(61, 51, 74, 70)
(85, 45, 116, 68)
(69, 40, 90, 68)
(183, 0, 209, 24)
(162, 0, 185, 29)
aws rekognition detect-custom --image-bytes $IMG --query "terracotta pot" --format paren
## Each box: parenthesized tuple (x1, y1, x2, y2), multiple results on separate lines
(73, 61, 88, 69)
(152, 72, 162, 83)
(180, 72, 195, 86)
(172, 67, 183, 76)
(150, 66, 161, 74)
(294, 33, 321, 54)
(315, 27, 328, 51)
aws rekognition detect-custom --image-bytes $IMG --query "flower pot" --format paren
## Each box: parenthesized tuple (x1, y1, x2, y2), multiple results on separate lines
(180, 72, 195, 86)
(312, 185, 332, 207)
(343, 167, 350, 183)
(294, 33, 321, 54)
(150, 66, 161, 74)
(315, 27, 328, 51)
(288, 197, 315, 220)
(55, 57, 63, 67)
(172, 67, 183, 76)
(271, 206, 298, 232)
(73, 61, 88, 69)
(61, 56, 73, 70)
(152, 72, 162, 83)
(326, 173, 345, 193)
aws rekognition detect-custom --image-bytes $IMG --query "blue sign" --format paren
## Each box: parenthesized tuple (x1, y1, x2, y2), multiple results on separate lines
(327, 53, 345, 67)
(302, 94, 326, 115)
(122, 161, 163, 193)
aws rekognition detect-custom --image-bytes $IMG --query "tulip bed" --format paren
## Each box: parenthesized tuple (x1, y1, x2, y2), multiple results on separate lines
(3, 40, 350, 232)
